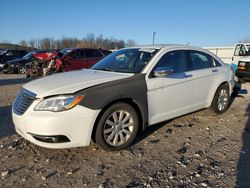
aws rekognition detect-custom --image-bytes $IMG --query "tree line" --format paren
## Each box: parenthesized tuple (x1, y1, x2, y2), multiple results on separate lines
(19, 33, 137, 50)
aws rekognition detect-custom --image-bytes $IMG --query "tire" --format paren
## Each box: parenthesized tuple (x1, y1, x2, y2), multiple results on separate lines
(95, 102, 139, 151)
(211, 84, 230, 114)
(238, 77, 245, 84)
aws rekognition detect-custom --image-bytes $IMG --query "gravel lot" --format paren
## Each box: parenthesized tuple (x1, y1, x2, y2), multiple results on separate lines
(0, 73, 250, 187)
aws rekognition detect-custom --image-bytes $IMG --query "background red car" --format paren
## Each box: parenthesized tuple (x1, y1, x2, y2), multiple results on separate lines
(60, 48, 112, 71)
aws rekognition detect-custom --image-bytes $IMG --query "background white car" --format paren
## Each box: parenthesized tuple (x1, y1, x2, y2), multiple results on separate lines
(12, 45, 235, 151)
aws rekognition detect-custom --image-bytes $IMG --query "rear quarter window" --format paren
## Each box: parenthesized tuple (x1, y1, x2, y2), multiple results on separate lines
(213, 58, 222, 67)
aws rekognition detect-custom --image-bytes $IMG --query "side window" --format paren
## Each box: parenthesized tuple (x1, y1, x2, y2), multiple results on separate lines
(86, 50, 103, 58)
(6, 51, 15, 56)
(21, 51, 27, 56)
(71, 50, 85, 59)
(189, 51, 213, 70)
(153, 50, 189, 74)
(213, 58, 222, 67)
(95, 50, 103, 57)
(234, 44, 247, 56)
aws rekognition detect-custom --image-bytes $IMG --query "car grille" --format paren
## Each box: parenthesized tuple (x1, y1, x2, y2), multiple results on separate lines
(13, 88, 36, 115)
(245, 62, 250, 70)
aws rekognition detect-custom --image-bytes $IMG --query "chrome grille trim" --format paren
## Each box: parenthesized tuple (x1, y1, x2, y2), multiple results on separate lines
(13, 88, 36, 115)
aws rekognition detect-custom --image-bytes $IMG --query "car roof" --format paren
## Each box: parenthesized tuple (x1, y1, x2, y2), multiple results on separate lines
(126, 44, 206, 51)
(63, 48, 108, 51)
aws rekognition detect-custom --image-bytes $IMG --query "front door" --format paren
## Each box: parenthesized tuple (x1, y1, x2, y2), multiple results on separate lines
(146, 50, 194, 125)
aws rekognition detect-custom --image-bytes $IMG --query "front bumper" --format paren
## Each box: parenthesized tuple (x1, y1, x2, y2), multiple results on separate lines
(237, 70, 250, 80)
(12, 100, 100, 149)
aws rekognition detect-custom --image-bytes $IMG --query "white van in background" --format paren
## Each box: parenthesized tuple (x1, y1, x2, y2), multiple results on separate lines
(205, 43, 250, 71)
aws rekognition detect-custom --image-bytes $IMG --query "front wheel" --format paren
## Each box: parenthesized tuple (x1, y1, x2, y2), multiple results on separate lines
(211, 84, 230, 114)
(95, 103, 139, 151)
(18, 67, 27, 74)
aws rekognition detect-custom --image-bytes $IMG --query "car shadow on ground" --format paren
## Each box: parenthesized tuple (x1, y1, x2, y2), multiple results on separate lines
(0, 105, 16, 138)
(0, 77, 31, 86)
(229, 82, 243, 107)
(133, 120, 171, 146)
(237, 103, 250, 187)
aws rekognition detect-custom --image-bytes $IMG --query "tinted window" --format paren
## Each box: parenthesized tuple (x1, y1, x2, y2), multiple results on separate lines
(101, 50, 112, 56)
(189, 50, 213, 70)
(153, 50, 189, 73)
(86, 49, 103, 58)
(20, 51, 27, 56)
(6, 51, 16, 56)
(70, 50, 85, 59)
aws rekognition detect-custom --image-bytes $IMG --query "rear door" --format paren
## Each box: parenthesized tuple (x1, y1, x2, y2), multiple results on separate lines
(186, 50, 223, 108)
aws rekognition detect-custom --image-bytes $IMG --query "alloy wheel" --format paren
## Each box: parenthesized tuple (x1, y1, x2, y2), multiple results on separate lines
(103, 110, 134, 146)
(217, 89, 228, 111)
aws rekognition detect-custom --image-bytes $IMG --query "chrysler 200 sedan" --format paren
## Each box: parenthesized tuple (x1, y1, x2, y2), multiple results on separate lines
(12, 45, 234, 151)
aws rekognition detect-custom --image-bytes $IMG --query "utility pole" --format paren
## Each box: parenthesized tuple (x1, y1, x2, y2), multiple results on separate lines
(152, 32, 156, 45)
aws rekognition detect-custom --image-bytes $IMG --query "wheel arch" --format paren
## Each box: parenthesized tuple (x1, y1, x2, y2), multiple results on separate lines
(91, 98, 146, 143)
(209, 81, 230, 107)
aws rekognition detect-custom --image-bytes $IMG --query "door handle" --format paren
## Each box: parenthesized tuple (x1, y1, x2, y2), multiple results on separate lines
(185, 74, 193, 79)
(212, 69, 219, 73)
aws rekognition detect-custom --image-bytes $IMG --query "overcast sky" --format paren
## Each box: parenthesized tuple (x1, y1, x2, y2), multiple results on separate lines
(0, 0, 249, 47)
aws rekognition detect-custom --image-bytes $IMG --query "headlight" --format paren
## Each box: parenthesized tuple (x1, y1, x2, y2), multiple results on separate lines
(34, 95, 84, 112)
(239, 61, 246, 66)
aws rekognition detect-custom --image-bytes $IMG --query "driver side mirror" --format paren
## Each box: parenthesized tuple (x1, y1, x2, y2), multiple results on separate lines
(153, 67, 173, 77)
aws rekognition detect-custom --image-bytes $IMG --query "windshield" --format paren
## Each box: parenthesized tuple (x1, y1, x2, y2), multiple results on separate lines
(22, 52, 33, 60)
(247, 45, 250, 55)
(91, 48, 158, 73)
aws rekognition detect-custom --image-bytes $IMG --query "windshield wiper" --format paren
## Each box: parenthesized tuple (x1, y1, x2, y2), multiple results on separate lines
(92, 67, 115, 72)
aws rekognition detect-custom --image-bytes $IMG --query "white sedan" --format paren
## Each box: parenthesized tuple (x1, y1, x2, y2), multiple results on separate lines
(12, 45, 234, 151)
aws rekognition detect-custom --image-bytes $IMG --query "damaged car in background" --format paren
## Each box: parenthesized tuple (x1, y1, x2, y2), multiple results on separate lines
(1, 50, 48, 74)
(0, 49, 28, 70)
(12, 45, 234, 151)
(26, 48, 112, 78)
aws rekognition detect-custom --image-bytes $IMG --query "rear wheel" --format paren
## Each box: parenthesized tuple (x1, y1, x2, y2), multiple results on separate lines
(211, 84, 230, 114)
(95, 103, 139, 151)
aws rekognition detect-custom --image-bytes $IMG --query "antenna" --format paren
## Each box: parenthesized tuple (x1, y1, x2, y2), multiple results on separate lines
(152, 32, 157, 45)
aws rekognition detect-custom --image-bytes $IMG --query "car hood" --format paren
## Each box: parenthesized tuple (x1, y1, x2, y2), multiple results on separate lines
(239, 56, 250, 62)
(23, 69, 133, 98)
